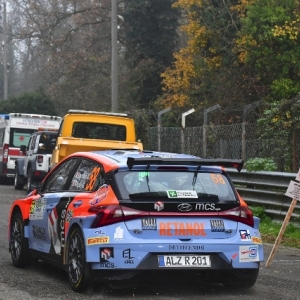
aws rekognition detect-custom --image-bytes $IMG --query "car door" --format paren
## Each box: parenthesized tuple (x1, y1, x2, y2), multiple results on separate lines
(23, 135, 36, 174)
(27, 157, 80, 260)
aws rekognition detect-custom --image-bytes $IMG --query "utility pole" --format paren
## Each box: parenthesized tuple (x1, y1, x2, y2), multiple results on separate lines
(157, 107, 171, 151)
(111, 0, 118, 112)
(203, 104, 220, 157)
(3, 1, 7, 100)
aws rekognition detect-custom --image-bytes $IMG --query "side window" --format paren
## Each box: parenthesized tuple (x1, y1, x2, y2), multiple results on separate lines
(31, 135, 38, 153)
(0, 128, 5, 145)
(68, 159, 105, 192)
(44, 158, 79, 192)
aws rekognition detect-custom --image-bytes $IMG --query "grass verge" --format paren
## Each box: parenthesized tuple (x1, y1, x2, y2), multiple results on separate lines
(251, 206, 300, 248)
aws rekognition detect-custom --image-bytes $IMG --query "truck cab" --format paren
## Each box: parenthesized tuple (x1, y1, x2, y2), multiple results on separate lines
(51, 110, 143, 167)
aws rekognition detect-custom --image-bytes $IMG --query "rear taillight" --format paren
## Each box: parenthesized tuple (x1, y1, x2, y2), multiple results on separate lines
(89, 205, 147, 228)
(37, 155, 43, 163)
(3, 144, 9, 163)
(220, 206, 254, 227)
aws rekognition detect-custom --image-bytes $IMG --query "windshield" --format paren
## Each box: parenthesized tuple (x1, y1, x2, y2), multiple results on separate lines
(116, 170, 237, 202)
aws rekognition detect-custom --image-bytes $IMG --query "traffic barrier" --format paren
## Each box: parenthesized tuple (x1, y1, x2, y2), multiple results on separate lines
(226, 169, 300, 224)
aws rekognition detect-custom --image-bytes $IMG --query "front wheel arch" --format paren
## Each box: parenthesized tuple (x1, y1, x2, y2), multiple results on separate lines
(9, 211, 31, 267)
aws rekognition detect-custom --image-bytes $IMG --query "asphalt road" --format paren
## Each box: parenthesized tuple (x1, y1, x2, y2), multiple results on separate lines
(1, 182, 300, 300)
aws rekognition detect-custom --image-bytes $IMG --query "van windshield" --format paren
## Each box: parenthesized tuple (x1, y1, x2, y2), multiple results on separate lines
(10, 128, 35, 148)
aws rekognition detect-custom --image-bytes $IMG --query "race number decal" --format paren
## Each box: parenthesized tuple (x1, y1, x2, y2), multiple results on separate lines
(85, 166, 101, 191)
(210, 174, 225, 184)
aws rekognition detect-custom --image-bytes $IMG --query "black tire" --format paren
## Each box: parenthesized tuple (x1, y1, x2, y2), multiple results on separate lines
(222, 267, 259, 289)
(27, 168, 33, 193)
(14, 167, 25, 190)
(66, 227, 92, 292)
(10, 212, 31, 267)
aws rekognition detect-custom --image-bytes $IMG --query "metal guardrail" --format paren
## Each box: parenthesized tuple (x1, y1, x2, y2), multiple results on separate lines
(226, 169, 300, 224)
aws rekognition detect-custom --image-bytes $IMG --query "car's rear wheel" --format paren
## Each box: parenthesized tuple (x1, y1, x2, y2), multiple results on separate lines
(14, 167, 25, 190)
(66, 227, 92, 292)
(222, 267, 259, 289)
(10, 212, 31, 267)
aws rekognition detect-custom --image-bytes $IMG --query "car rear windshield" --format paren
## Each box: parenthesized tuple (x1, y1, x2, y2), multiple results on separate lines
(115, 170, 237, 202)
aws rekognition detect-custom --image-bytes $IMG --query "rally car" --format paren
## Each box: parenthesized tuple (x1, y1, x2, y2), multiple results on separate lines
(8, 149, 264, 292)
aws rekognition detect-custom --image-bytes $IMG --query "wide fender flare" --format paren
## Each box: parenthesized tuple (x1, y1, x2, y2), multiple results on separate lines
(15, 158, 25, 176)
(63, 216, 95, 265)
(27, 157, 37, 172)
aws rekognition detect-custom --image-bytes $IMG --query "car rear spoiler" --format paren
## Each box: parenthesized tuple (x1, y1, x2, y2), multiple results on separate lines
(127, 157, 244, 172)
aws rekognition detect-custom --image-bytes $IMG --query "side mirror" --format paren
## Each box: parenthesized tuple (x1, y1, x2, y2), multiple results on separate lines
(20, 145, 27, 154)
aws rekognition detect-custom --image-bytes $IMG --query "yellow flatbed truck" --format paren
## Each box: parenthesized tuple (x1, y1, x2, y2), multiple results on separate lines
(51, 110, 143, 167)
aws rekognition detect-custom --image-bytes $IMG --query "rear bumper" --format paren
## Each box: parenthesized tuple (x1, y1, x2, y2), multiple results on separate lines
(85, 241, 263, 272)
(0, 162, 14, 177)
(92, 266, 260, 285)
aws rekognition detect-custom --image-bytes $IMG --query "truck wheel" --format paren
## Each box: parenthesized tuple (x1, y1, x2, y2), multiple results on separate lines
(14, 167, 25, 190)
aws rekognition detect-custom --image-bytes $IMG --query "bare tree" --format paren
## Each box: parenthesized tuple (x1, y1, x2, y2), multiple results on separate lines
(7, 0, 112, 113)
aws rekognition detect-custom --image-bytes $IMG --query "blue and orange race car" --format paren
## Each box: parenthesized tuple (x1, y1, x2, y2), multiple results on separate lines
(8, 150, 264, 292)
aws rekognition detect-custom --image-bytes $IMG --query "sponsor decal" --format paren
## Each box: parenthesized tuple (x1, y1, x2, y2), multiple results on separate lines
(167, 190, 198, 198)
(195, 203, 220, 211)
(36, 242, 45, 251)
(240, 230, 251, 241)
(89, 184, 109, 206)
(252, 237, 262, 244)
(71, 171, 89, 189)
(210, 220, 225, 232)
(87, 236, 109, 245)
(141, 218, 157, 230)
(32, 225, 47, 241)
(159, 222, 206, 236)
(100, 247, 114, 268)
(154, 201, 164, 211)
(65, 209, 73, 223)
(95, 229, 106, 235)
(123, 248, 134, 264)
(114, 226, 124, 240)
(100, 247, 114, 261)
(253, 230, 261, 237)
(29, 198, 46, 220)
(47, 197, 72, 255)
(177, 203, 192, 212)
(239, 245, 259, 262)
(169, 244, 204, 251)
(232, 253, 238, 259)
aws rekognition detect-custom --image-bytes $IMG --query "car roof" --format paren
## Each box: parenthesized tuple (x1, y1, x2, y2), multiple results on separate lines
(65, 150, 243, 172)
(93, 149, 199, 168)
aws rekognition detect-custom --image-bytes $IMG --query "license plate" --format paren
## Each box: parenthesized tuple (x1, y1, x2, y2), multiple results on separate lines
(158, 255, 211, 267)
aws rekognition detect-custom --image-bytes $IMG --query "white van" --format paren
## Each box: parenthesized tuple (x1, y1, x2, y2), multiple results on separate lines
(0, 113, 62, 183)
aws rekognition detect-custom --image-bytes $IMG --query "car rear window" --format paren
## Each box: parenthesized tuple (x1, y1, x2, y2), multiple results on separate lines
(115, 170, 237, 202)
